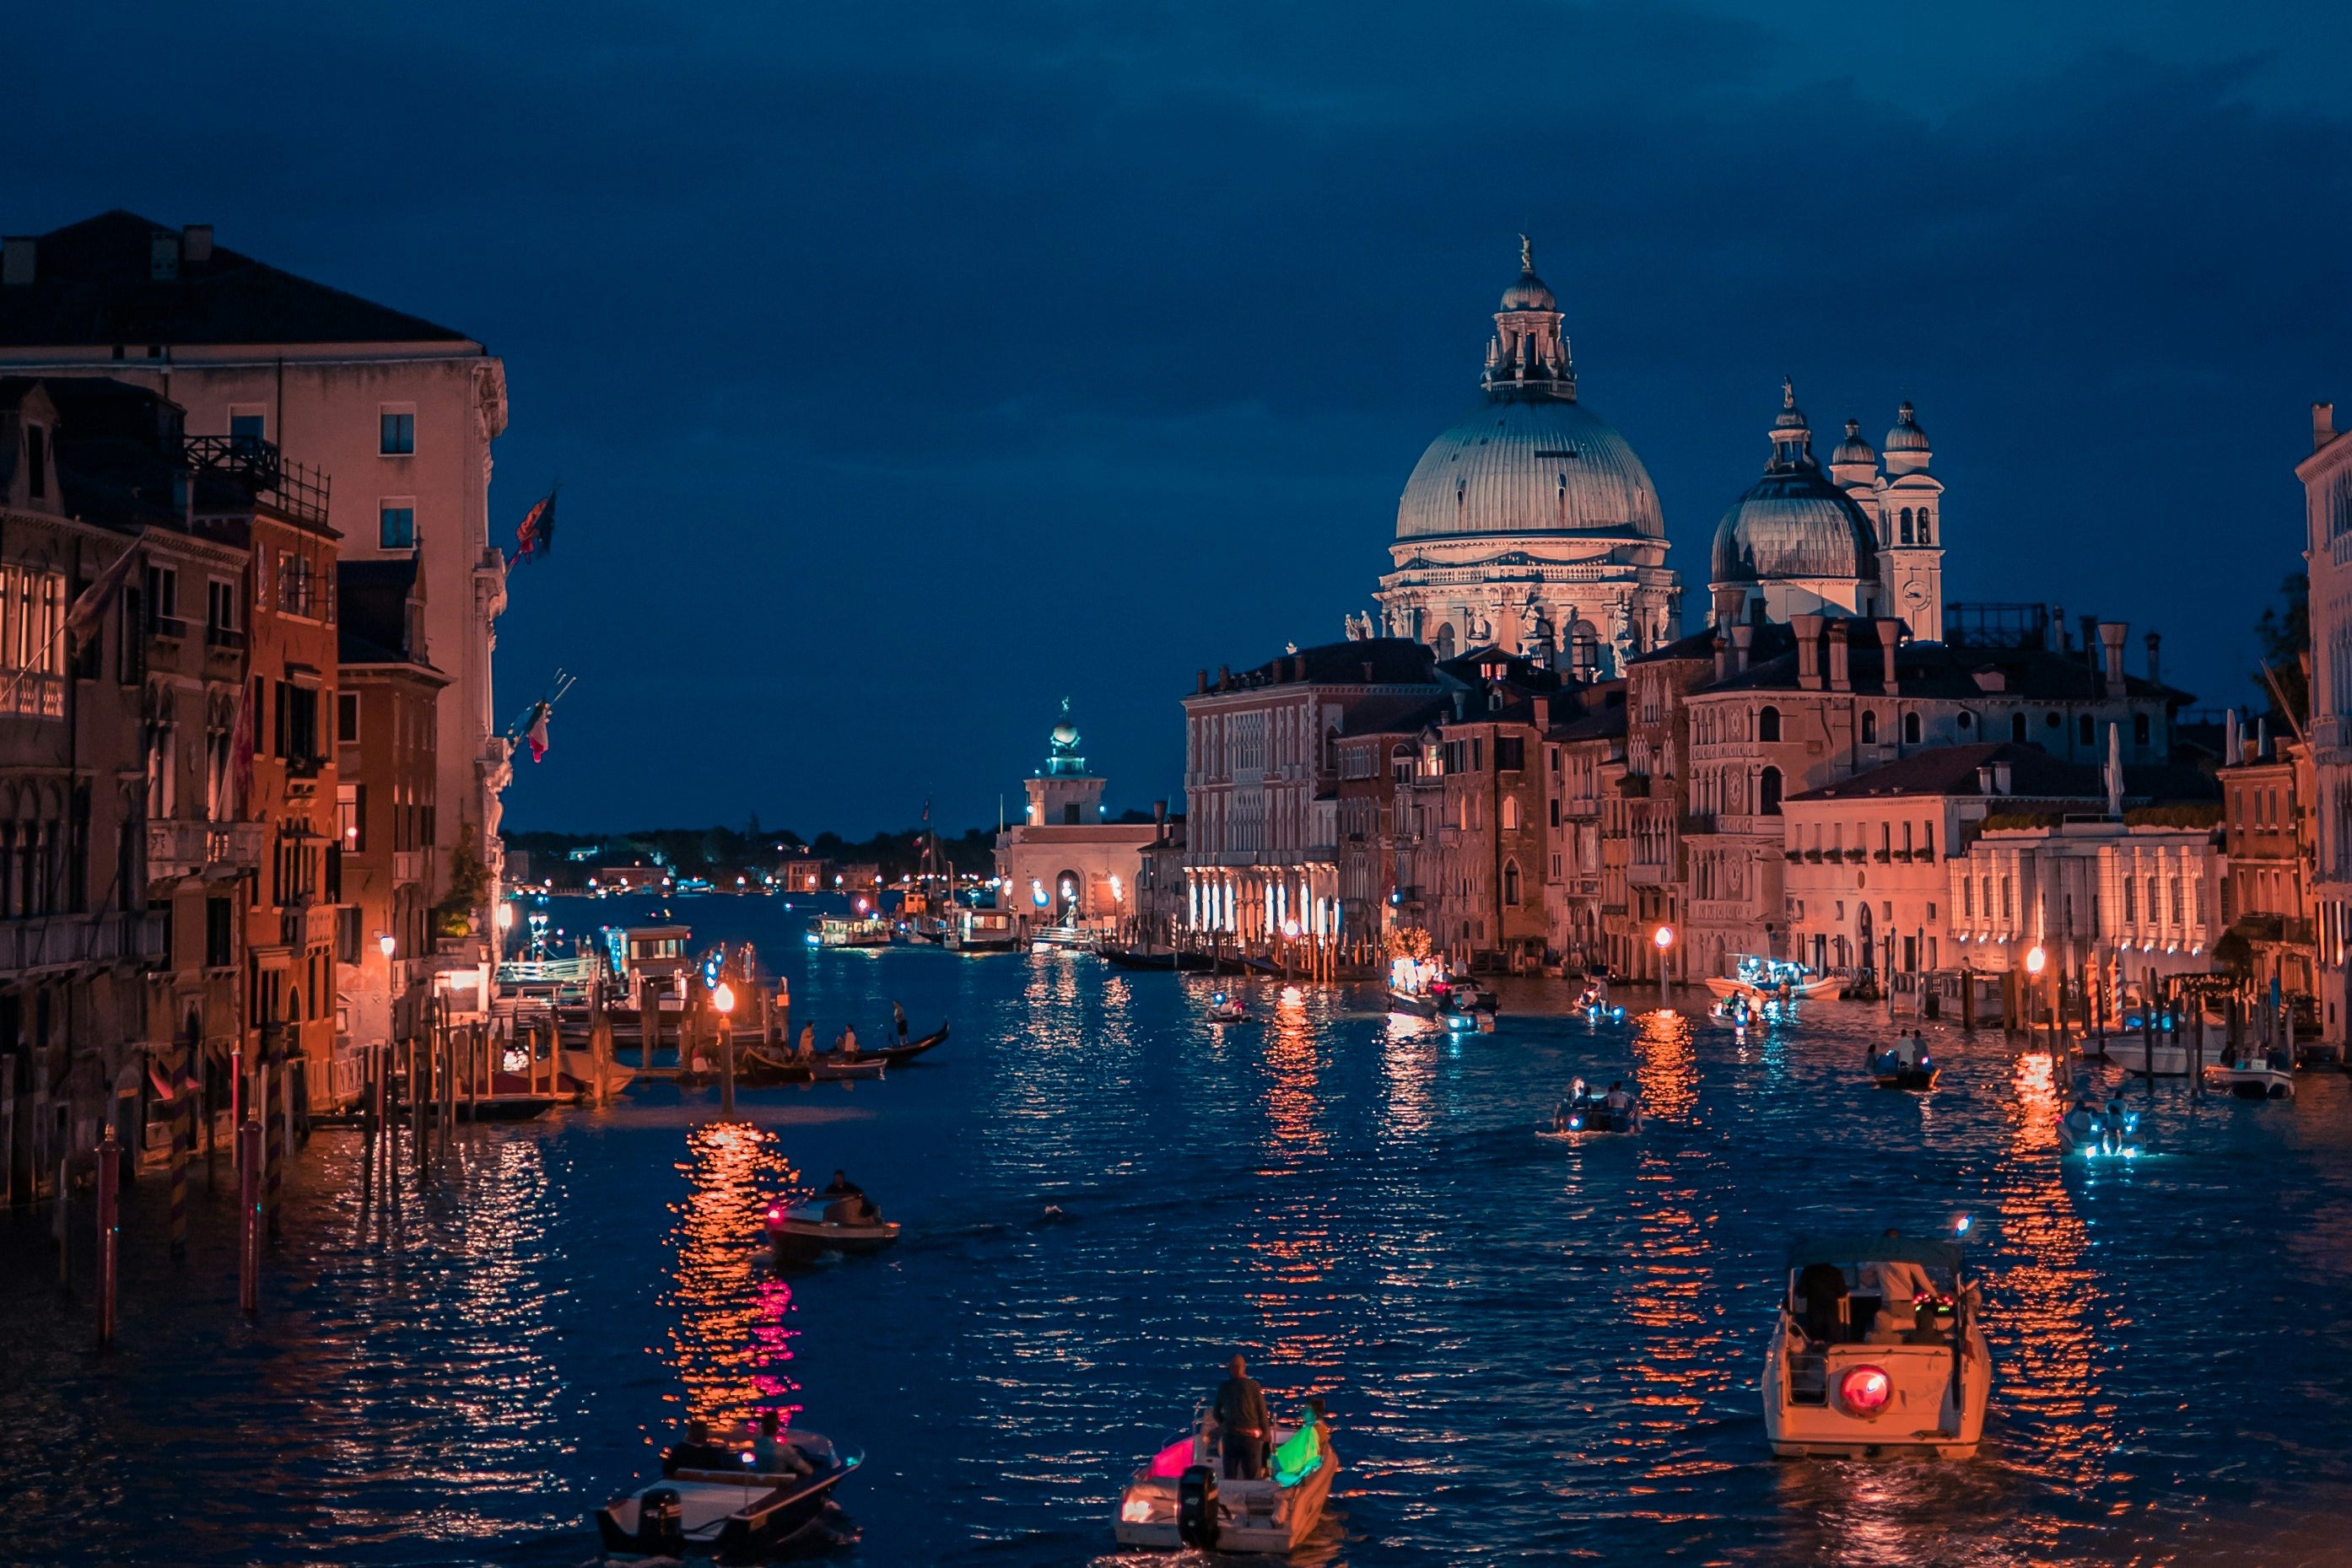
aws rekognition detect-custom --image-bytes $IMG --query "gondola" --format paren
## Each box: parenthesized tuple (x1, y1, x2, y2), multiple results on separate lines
(874, 1023, 948, 1066)
(1099, 945, 1221, 973)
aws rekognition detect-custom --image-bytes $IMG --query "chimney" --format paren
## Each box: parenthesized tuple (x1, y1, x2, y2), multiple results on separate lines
(1196, 669, 1208, 694)
(1794, 614, 1826, 690)
(150, 234, 180, 281)
(1217, 664, 1231, 691)
(1, 238, 32, 286)
(1452, 690, 1468, 720)
(2144, 631, 2161, 687)
(1875, 620, 1902, 697)
(1976, 764, 1999, 796)
(1993, 762, 2013, 795)
(1712, 584, 1745, 629)
(182, 224, 213, 264)
(2053, 606, 2068, 651)
(1826, 622, 1852, 692)
(2258, 714, 2270, 760)
(2317, 401, 2338, 453)
(2079, 614, 2099, 671)
(1532, 696, 1551, 730)
(2097, 622, 2128, 696)
(1292, 654, 1308, 682)
(1153, 800, 1168, 840)
(1730, 622, 1754, 673)
(1713, 628, 1729, 681)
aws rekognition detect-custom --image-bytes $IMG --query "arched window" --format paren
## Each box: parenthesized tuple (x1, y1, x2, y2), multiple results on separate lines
(1502, 859, 1523, 906)
(2010, 713, 2027, 742)
(1759, 766, 1783, 816)
(1903, 712, 1922, 744)
(1861, 711, 1878, 744)
(1758, 705, 1781, 742)
(1501, 795, 1521, 831)
(1918, 509, 1932, 543)
(1900, 507, 1914, 544)
(1436, 623, 1456, 658)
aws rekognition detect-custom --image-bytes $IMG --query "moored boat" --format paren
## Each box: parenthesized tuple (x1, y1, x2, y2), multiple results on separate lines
(1114, 1404, 1336, 1554)
(595, 1424, 860, 1560)
(2206, 1050, 2295, 1099)
(808, 915, 893, 950)
(2098, 1036, 2189, 1076)
(1763, 1231, 1990, 1459)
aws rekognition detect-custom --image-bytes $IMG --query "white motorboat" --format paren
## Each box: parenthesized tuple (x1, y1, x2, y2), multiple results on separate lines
(595, 1425, 860, 1559)
(1114, 1405, 1336, 1554)
(2058, 1102, 2143, 1160)
(767, 1198, 899, 1262)
(2099, 1036, 2189, 1076)
(2206, 1052, 2295, 1099)
(1763, 1232, 1991, 1459)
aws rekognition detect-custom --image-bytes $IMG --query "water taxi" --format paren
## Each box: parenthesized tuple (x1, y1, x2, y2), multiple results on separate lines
(808, 914, 893, 949)
(1705, 953, 1840, 1003)
(1114, 1404, 1336, 1554)
(596, 1425, 860, 1560)
(1763, 1231, 1990, 1459)
(948, 908, 1020, 952)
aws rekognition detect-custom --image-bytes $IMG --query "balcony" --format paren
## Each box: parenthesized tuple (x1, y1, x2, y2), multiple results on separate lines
(0, 911, 167, 977)
(278, 901, 341, 951)
(146, 818, 265, 881)
(204, 624, 245, 652)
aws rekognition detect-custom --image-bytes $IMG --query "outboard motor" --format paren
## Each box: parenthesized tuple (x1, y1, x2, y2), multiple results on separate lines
(1177, 1463, 1220, 1549)
(636, 1487, 684, 1555)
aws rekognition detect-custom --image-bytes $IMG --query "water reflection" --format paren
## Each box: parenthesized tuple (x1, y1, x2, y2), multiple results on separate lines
(666, 1122, 799, 1431)
(1633, 1009, 1699, 1120)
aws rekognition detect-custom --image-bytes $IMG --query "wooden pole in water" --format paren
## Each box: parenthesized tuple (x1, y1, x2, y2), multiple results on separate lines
(170, 1086, 189, 1260)
(237, 1117, 262, 1313)
(720, 1016, 736, 1121)
(96, 1125, 118, 1344)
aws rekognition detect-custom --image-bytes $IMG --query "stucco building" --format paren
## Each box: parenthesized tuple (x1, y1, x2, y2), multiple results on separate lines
(994, 707, 1157, 935)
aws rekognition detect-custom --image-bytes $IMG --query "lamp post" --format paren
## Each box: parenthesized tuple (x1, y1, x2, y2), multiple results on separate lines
(1654, 924, 1675, 1010)
(714, 982, 738, 1120)
(2026, 943, 2048, 1042)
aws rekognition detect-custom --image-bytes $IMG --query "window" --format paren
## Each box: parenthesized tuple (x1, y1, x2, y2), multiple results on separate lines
(380, 505, 416, 550)
(1501, 796, 1521, 830)
(337, 692, 359, 744)
(337, 782, 364, 852)
(1502, 859, 1522, 905)
(24, 426, 44, 499)
(2123, 877, 2136, 922)
(1918, 509, 1932, 544)
(204, 896, 234, 968)
(2134, 713, 2150, 746)
(2011, 713, 2027, 741)
(380, 411, 415, 455)
(2078, 713, 2095, 746)
(1862, 711, 1878, 744)
(145, 565, 178, 625)
(207, 579, 236, 637)
(229, 409, 266, 445)
(1900, 507, 1913, 544)
(2047, 711, 2062, 730)
(1495, 736, 1525, 771)
(1964, 880, 1974, 918)
(1903, 712, 1922, 744)
(1759, 766, 1783, 816)
(1549, 797, 1560, 828)
(1758, 705, 1781, 742)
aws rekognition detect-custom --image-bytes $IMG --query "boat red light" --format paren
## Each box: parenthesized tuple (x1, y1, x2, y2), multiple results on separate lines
(766, 1205, 783, 1226)
(1839, 1366, 1892, 1414)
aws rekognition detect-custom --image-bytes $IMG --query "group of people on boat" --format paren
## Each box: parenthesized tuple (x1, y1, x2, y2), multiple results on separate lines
(1792, 1230, 1951, 1347)
(1871, 1032, 1934, 1075)
(666, 1411, 824, 1479)
(779, 1001, 910, 1064)
(1552, 1077, 1637, 1131)
(2062, 1096, 2138, 1154)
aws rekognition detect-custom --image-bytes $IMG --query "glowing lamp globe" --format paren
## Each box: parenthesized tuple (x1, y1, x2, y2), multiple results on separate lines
(1653, 925, 1674, 950)
(714, 983, 736, 1016)
(377, 933, 396, 960)
(2025, 945, 2047, 976)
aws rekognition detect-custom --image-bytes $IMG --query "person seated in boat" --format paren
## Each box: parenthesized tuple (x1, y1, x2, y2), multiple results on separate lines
(1794, 1259, 1849, 1344)
(749, 1409, 812, 1477)
(1211, 1355, 1271, 1481)
(2063, 1098, 2099, 1145)
(1898, 1294, 1949, 1345)
(666, 1417, 732, 1474)
(1602, 1081, 1632, 1114)
(820, 1170, 876, 1223)
(836, 1023, 860, 1058)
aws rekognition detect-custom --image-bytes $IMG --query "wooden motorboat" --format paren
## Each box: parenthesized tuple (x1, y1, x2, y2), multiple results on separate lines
(595, 1426, 860, 1559)
(1115, 1405, 1336, 1554)
(2098, 1036, 2188, 1076)
(767, 1199, 899, 1261)
(1763, 1232, 1990, 1459)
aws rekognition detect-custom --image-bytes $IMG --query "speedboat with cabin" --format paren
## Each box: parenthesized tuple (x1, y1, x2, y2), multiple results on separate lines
(595, 1422, 861, 1560)
(1114, 1404, 1336, 1554)
(808, 914, 893, 950)
(1763, 1231, 1990, 1459)
(2099, 1033, 2188, 1076)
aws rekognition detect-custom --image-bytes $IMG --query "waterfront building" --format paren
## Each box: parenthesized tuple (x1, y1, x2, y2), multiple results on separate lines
(1180, 640, 1439, 946)
(1425, 654, 1568, 972)
(0, 214, 511, 998)
(994, 706, 1157, 935)
(2216, 733, 2317, 1005)
(1332, 693, 1447, 941)
(2300, 401, 2352, 1042)
(1606, 633, 1714, 983)
(1541, 684, 1626, 972)
(334, 558, 445, 1066)
(1130, 811, 1188, 946)
(1366, 242, 1678, 674)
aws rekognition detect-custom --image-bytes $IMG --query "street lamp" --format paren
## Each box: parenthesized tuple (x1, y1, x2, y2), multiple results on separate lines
(714, 982, 738, 1119)
(495, 901, 514, 930)
(377, 932, 396, 961)
(2025, 944, 2047, 1038)
(1654, 924, 1675, 1008)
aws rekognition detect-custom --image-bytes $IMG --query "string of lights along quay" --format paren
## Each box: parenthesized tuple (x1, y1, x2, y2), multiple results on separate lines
(3, 893, 2347, 1566)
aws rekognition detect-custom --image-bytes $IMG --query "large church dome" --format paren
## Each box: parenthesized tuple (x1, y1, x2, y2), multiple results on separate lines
(1394, 240, 1664, 543)
(1395, 398, 1665, 542)
(1710, 380, 1879, 585)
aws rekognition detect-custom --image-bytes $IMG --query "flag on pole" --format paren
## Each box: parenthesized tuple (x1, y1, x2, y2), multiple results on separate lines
(524, 700, 552, 762)
(64, 543, 143, 644)
(512, 483, 558, 564)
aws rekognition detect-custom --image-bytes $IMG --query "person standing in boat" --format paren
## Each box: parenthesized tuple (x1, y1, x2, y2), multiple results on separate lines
(838, 1022, 859, 1057)
(1212, 1355, 1271, 1480)
(796, 1021, 816, 1062)
(892, 1000, 909, 1044)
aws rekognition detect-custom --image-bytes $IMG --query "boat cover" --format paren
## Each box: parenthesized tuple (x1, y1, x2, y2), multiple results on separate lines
(1148, 1439, 1193, 1478)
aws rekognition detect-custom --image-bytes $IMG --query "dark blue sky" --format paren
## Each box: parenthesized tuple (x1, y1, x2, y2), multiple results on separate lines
(15, 3, 2352, 836)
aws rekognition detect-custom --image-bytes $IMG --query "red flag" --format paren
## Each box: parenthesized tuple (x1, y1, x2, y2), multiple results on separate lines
(513, 485, 558, 564)
(525, 701, 551, 762)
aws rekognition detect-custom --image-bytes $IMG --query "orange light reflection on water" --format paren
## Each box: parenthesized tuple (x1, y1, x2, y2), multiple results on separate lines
(664, 1121, 801, 1433)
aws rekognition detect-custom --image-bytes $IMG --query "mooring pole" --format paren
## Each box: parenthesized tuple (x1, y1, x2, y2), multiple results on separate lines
(238, 1117, 262, 1314)
(170, 1089, 189, 1260)
(95, 1126, 119, 1344)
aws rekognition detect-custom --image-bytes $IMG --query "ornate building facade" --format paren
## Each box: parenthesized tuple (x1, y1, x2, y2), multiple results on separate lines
(1363, 242, 1679, 676)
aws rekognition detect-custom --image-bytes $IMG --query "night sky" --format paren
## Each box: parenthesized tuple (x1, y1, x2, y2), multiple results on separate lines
(13, 3, 2352, 837)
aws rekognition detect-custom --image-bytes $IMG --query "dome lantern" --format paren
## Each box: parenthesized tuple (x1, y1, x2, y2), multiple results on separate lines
(1481, 236, 1576, 401)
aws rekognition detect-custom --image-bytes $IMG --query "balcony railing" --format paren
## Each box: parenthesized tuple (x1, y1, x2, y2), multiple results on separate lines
(204, 624, 245, 651)
(185, 434, 332, 526)
(147, 819, 266, 881)
(0, 911, 167, 977)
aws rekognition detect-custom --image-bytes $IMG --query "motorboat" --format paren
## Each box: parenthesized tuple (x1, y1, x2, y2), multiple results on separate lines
(809, 1056, 886, 1082)
(1762, 1231, 1991, 1459)
(2206, 1048, 2295, 1099)
(1572, 986, 1627, 1025)
(2098, 1035, 2189, 1076)
(1385, 954, 1497, 1026)
(1438, 1005, 1494, 1033)
(1114, 1404, 1336, 1554)
(947, 908, 1021, 953)
(1205, 993, 1249, 1025)
(1869, 1041, 1939, 1091)
(808, 915, 893, 950)
(1030, 919, 1098, 954)
(595, 1424, 861, 1559)
(1706, 954, 1841, 1004)
(767, 1197, 900, 1262)
(2058, 1102, 2142, 1160)
(1540, 1080, 1640, 1137)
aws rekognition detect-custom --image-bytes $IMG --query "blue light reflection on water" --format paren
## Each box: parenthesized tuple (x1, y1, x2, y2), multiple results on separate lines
(2, 892, 2350, 1565)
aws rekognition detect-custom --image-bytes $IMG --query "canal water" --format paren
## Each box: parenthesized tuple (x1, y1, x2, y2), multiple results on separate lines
(4, 892, 2350, 1566)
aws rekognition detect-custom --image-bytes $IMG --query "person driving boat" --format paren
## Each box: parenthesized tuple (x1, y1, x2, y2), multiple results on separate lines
(1860, 1228, 1939, 1340)
(1602, 1081, 1631, 1113)
(1211, 1355, 1271, 1480)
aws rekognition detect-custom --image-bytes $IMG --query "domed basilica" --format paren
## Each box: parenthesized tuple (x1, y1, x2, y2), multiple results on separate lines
(1358, 240, 1677, 676)
(1354, 245, 1948, 665)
